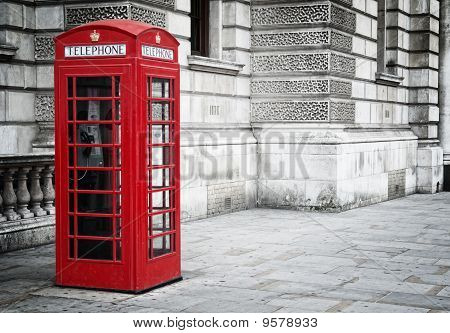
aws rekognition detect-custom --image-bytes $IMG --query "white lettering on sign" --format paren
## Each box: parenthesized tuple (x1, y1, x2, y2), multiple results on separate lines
(141, 45, 174, 61)
(64, 44, 127, 57)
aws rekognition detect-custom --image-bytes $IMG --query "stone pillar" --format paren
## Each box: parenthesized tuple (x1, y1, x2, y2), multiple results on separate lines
(440, 0, 450, 190)
(409, 0, 444, 193)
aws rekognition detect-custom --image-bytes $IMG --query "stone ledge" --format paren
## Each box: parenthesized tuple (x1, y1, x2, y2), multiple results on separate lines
(187, 56, 244, 76)
(0, 215, 55, 253)
(375, 72, 404, 86)
(0, 43, 18, 59)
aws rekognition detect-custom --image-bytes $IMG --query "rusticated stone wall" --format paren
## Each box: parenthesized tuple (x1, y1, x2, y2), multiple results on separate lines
(250, 1, 356, 123)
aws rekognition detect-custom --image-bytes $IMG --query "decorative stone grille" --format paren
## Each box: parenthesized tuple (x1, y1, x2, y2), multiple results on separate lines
(35, 36, 55, 61)
(330, 102, 355, 122)
(65, 4, 166, 27)
(35, 95, 55, 122)
(251, 3, 356, 33)
(252, 53, 329, 73)
(252, 101, 330, 122)
(251, 4, 330, 26)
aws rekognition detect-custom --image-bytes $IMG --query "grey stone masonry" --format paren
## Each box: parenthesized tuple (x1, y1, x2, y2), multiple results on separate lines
(207, 181, 246, 217)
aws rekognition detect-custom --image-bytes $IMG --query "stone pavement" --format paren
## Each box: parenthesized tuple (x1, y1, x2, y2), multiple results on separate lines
(0, 193, 449, 313)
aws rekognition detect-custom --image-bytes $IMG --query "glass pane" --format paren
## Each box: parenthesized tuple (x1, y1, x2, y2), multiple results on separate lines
(77, 216, 113, 237)
(76, 77, 112, 97)
(150, 212, 172, 235)
(151, 125, 171, 144)
(69, 192, 74, 212)
(115, 100, 121, 121)
(150, 102, 170, 121)
(77, 239, 113, 260)
(76, 124, 119, 145)
(68, 124, 74, 144)
(151, 146, 172, 166)
(69, 215, 74, 235)
(77, 193, 118, 214)
(151, 78, 170, 98)
(115, 218, 121, 237)
(116, 240, 121, 261)
(114, 76, 120, 97)
(68, 77, 73, 97)
(69, 238, 74, 258)
(151, 190, 173, 211)
(151, 235, 172, 258)
(76, 147, 116, 168)
(69, 148, 74, 166)
(68, 101, 74, 120)
(151, 168, 171, 188)
(75, 170, 119, 191)
(76, 100, 113, 121)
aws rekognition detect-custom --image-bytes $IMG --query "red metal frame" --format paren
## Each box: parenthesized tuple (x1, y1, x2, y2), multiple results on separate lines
(54, 20, 181, 292)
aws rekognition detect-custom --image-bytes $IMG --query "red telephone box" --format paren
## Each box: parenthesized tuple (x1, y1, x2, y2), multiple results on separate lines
(54, 20, 181, 292)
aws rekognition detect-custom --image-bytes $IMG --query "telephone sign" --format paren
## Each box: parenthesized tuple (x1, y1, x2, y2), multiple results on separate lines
(54, 20, 181, 292)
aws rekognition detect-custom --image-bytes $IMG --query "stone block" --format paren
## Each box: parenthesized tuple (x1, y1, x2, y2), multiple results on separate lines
(417, 146, 443, 167)
(4, 31, 35, 61)
(0, 2, 24, 27)
(167, 11, 190, 38)
(355, 13, 372, 37)
(0, 90, 5, 121)
(257, 179, 306, 208)
(409, 105, 440, 123)
(36, 65, 54, 89)
(175, 0, 190, 12)
(36, 5, 63, 30)
(181, 186, 208, 221)
(5, 91, 35, 122)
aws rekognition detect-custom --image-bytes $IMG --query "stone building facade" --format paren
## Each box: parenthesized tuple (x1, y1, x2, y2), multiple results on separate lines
(0, 0, 449, 251)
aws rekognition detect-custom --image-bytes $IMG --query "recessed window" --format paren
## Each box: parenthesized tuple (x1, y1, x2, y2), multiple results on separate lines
(191, 0, 209, 57)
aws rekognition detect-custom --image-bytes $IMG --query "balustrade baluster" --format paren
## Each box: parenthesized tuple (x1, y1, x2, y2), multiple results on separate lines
(2, 168, 20, 221)
(16, 167, 34, 218)
(0, 170, 7, 222)
(41, 165, 55, 215)
(29, 166, 46, 217)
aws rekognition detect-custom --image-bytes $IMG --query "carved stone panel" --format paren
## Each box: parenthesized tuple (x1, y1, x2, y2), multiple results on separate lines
(330, 53, 355, 75)
(251, 79, 352, 97)
(35, 36, 55, 61)
(66, 5, 129, 26)
(65, 4, 166, 27)
(330, 80, 352, 95)
(130, 5, 166, 27)
(251, 29, 352, 53)
(252, 101, 330, 122)
(252, 52, 355, 75)
(252, 53, 329, 73)
(35, 95, 55, 122)
(330, 102, 355, 122)
(331, 4, 356, 32)
(330, 31, 352, 52)
(251, 80, 330, 95)
(251, 3, 356, 33)
(251, 31, 330, 48)
(252, 4, 330, 26)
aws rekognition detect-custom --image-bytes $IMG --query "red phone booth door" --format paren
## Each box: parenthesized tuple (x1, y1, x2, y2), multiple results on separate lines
(59, 66, 132, 290)
(139, 66, 181, 288)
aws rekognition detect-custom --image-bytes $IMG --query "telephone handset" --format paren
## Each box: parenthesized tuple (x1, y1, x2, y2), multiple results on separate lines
(77, 99, 103, 168)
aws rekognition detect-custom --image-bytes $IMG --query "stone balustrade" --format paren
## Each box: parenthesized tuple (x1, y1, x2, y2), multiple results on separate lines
(0, 153, 55, 223)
